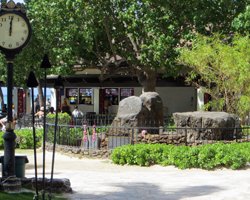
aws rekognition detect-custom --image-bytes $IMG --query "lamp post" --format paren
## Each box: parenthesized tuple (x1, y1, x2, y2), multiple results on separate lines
(40, 54, 51, 199)
(0, 0, 32, 190)
(26, 71, 39, 199)
(48, 75, 64, 199)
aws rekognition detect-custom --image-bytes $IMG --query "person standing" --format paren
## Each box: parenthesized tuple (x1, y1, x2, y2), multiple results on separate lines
(104, 97, 112, 114)
(34, 96, 40, 113)
(61, 98, 71, 115)
(72, 106, 83, 118)
(46, 98, 51, 110)
(0, 104, 17, 131)
(35, 106, 44, 119)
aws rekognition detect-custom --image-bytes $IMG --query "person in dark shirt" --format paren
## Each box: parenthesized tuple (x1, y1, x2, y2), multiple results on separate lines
(61, 98, 71, 115)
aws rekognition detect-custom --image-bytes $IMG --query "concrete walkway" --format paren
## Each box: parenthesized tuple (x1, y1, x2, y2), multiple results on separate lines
(22, 151, 250, 200)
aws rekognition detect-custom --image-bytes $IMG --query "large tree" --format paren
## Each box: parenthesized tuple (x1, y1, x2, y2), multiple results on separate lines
(21, 0, 247, 92)
(0, 0, 248, 99)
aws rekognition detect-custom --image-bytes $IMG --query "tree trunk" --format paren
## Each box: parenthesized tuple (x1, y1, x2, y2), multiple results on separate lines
(0, 86, 5, 111)
(137, 69, 157, 92)
(37, 80, 44, 107)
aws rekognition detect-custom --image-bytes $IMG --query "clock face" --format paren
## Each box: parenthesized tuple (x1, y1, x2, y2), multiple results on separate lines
(0, 13, 30, 50)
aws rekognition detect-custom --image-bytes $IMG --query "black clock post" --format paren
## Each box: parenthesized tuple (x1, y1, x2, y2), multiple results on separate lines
(0, 1, 32, 190)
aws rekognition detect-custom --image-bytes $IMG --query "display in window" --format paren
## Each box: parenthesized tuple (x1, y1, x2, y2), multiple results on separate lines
(66, 88, 78, 104)
(120, 88, 134, 100)
(79, 88, 93, 104)
(105, 88, 118, 105)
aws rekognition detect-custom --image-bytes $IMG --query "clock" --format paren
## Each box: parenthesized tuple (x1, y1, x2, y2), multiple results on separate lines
(0, 11, 32, 55)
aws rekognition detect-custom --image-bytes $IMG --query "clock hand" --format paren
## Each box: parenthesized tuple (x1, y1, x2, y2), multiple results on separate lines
(9, 16, 13, 36)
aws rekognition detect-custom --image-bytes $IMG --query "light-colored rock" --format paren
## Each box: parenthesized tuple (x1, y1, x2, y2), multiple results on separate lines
(109, 92, 163, 135)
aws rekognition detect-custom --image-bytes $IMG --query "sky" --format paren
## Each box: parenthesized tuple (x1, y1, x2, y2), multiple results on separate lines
(13, 0, 24, 3)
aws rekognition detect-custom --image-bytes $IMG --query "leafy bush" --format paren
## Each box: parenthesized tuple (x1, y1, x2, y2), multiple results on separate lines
(111, 142, 250, 170)
(0, 131, 4, 149)
(0, 128, 43, 149)
(15, 128, 43, 149)
(47, 112, 72, 145)
(46, 115, 108, 146)
(47, 112, 71, 125)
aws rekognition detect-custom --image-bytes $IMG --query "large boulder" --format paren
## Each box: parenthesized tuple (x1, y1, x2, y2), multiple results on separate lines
(109, 92, 163, 135)
(173, 111, 241, 142)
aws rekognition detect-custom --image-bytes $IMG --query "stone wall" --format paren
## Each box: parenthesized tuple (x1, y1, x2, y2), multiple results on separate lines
(135, 132, 248, 146)
(46, 143, 112, 159)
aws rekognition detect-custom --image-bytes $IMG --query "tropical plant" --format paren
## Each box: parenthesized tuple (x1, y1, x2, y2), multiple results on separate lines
(178, 34, 250, 119)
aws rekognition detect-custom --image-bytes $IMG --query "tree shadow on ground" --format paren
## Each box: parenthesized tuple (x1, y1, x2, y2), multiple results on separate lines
(65, 182, 222, 200)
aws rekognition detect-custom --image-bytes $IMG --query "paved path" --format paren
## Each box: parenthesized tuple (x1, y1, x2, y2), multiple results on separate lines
(22, 151, 250, 200)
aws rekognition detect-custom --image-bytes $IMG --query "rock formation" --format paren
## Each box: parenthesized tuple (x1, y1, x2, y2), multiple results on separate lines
(109, 92, 163, 135)
(173, 111, 241, 141)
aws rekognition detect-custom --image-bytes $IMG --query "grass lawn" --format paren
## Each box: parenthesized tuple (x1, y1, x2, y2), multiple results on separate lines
(0, 191, 68, 200)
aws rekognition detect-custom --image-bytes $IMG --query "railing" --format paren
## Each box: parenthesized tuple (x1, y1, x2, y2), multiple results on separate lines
(16, 113, 174, 128)
(16, 113, 43, 128)
(71, 114, 173, 126)
(71, 114, 116, 126)
(45, 123, 250, 150)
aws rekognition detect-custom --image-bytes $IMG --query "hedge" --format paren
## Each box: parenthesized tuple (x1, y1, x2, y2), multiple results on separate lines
(0, 128, 43, 149)
(111, 142, 250, 170)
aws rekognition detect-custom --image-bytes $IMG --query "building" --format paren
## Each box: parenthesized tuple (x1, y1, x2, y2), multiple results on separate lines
(45, 74, 198, 116)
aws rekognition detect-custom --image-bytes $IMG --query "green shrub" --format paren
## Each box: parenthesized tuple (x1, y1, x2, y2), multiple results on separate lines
(0, 129, 43, 150)
(47, 112, 71, 125)
(111, 142, 250, 170)
(47, 112, 72, 145)
(0, 131, 4, 149)
(15, 128, 43, 149)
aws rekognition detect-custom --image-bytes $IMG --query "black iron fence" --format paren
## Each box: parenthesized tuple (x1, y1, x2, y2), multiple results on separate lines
(45, 123, 250, 150)
(71, 114, 116, 126)
(16, 113, 174, 128)
(70, 114, 173, 126)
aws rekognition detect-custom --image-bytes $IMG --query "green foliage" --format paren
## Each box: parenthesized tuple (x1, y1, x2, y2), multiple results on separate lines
(46, 112, 72, 145)
(15, 128, 43, 149)
(0, 0, 248, 91)
(46, 112, 71, 125)
(179, 34, 250, 118)
(0, 129, 43, 150)
(0, 131, 4, 149)
(111, 142, 250, 170)
(233, 5, 250, 34)
(46, 112, 107, 145)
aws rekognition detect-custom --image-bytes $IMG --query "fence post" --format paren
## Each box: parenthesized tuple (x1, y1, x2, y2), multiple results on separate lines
(159, 126, 163, 135)
(131, 128, 134, 145)
(235, 127, 238, 142)
(185, 128, 187, 146)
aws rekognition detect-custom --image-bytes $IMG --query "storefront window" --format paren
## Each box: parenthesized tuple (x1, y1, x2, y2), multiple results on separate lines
(66, 88, 78, 104)
(105, 88, 118, 105)
(79, 88, 93, 104)
(120, 88, 134, 100)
